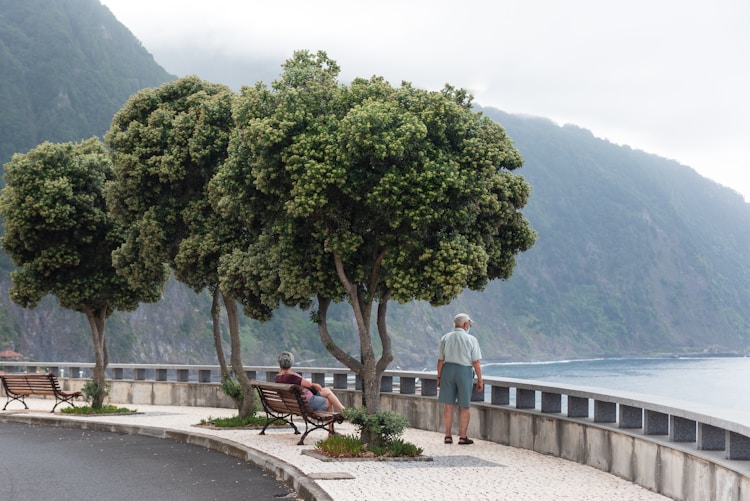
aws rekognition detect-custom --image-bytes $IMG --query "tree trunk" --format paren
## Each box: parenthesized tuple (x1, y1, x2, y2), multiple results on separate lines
(321, 251, 394, 418)
(222, 292, 254, 418)
(85, 307, 109, 409)
(211, 288, 230, 373)
(375, 292, 394, 383)
(211, 288, 247, 411)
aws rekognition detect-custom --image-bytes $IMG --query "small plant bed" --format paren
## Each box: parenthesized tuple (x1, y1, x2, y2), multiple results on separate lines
(60, 404, 137, 415)
(306, 433, 430, 462)
(196, 413, 280, 429)
(304, 407, 430, 461)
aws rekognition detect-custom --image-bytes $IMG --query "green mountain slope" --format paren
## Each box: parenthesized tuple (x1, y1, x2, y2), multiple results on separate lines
(0, 0, 173, 171)
(1, 0, 750, 369)
(373, 110, 750, 367)
(455, 110, 750, 361)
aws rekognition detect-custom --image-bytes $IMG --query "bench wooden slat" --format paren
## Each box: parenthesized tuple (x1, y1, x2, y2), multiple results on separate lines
(1, 373, 82, 412)
(250, 380, 344, 445)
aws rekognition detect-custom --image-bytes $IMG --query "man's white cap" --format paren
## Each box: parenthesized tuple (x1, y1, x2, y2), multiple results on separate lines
(454, 313, 473, 325)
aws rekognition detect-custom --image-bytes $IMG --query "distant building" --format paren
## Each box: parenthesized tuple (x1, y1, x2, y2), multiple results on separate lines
(0, 349, 24, 361)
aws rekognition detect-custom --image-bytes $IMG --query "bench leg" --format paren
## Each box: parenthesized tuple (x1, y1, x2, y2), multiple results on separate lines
(259, 414, 299, 436)
(3, 395, 28, 411)
(297, 417, 341, 445)
(297, 431, 311, 446)
(51, 392, 83, 412)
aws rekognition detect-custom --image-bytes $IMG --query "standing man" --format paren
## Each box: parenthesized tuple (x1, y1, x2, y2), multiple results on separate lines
(437, 313, 483, 445)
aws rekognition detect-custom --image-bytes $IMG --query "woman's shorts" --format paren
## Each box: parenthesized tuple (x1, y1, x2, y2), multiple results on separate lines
(309, 394, 328, 411)
(438, 362, 473, 407)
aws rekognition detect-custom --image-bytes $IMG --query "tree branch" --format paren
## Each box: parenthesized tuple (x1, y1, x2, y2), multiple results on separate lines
(333, 250, 369, 341)
(317, 295, 361, 371)
(375, 290, 394, 374)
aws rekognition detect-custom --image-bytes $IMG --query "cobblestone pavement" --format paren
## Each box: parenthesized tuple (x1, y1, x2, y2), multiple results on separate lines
(0, 399, 668, 501)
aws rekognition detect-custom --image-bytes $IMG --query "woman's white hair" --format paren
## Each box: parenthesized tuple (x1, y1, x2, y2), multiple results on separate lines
(278, 351, 294, 369)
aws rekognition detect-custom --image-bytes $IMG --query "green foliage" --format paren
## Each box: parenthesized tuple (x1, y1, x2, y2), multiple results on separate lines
(220, 371, 243, 400)
(4, 0, 750, 369)
(0, 138, 142, 314)
(217, 52, 535, 313)
(0, 0, 174, 179)
(105, 76, 258, 417)
(105, 76, 236, 300)
(0, 137, 156, 408)
(384, 438, 423, 457)
(61, 404, 134, 415)
(315, 434, 364, 456)
(343, 406, 409, 446)
(81, 380, 110, 404)
(200, 413, 266, 428)
(314, 433, 424, 458)
(214, 50, 536, 411)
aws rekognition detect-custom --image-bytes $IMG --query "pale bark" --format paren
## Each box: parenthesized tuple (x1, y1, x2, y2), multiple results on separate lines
(85, 307, 109, 409)
(222, 292, 254, 418)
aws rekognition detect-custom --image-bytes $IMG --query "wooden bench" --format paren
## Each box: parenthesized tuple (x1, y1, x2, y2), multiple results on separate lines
(0, 373, 82, 412)
(250, 380, 344, 445)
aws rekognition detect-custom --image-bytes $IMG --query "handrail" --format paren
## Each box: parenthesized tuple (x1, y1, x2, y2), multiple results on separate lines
(2, 361, 750, 461)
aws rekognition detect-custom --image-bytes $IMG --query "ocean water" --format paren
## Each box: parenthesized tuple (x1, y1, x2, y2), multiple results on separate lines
(481, 356, 750, 414)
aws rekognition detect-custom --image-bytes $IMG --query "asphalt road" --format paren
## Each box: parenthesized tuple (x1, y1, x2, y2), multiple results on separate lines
(0, 422, 298, 500)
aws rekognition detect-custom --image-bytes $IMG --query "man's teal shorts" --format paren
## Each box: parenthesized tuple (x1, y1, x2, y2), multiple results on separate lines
(438, 362, 474, 408)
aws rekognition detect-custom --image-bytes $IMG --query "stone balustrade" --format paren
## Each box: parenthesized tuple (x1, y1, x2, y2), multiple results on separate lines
(2, 361, 750, 499)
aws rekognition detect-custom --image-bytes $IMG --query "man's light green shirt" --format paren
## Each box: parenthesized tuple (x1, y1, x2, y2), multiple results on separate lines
(438, 328, 482, 366)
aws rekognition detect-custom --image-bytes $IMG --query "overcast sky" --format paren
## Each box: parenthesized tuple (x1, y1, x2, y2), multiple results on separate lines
(100, 0, 750, 201)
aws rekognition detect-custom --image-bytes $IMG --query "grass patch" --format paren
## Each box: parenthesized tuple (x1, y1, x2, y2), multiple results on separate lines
(199, 414, 269, 428)
(61, 404, 136, 415)
(315, 434, 424, 458)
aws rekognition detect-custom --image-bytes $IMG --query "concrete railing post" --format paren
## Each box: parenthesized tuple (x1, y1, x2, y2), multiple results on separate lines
(541, 392, 561, 413)
(399, 377, 416, 394)
(594, 400, 616, 423)
(491, 386, 510, 405)
(333, 373, 348, 389)
(670, 415, 696, 442)
(568, 396, 588, 417)
(619, 404, 643, 429)
(644, 410, 668, 434)
(517, 388, 535, 409)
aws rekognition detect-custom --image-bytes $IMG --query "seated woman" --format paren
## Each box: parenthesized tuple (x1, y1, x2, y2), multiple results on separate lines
(274, 351, 345, 414)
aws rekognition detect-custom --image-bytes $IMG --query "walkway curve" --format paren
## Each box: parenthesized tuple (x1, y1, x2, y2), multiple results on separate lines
(0, 399, 667, 501)
(0, 412, 329, 501)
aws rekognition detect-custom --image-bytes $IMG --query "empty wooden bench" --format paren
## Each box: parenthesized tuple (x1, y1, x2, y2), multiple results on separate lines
(1, 373, 82, 412)
(251, 380, 344, 445)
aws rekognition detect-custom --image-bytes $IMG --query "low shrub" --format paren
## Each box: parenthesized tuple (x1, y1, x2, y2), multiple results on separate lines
(200, 413, 265, 428)
(343, 407, 409, 447)
(220, 372, 243, 400)
(80, 380, 110, 404)
(386, 438, 423, 457)
(315, 433, 365, 457)
(314, 434, 424, 458)
(61, 404, 135, 415)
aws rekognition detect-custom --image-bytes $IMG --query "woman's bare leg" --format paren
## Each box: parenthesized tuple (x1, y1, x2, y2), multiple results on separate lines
(319, 387, 345, 412)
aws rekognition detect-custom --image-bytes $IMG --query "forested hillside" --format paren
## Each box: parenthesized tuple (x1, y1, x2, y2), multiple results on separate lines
(0, 0, 173, 169)
(1, 0, 750, 370)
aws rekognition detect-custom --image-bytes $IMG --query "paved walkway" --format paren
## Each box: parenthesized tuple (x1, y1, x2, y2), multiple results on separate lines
(0, 398, 668, 500)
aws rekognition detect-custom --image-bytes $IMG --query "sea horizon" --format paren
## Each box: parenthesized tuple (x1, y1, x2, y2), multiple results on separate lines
(480, 355, 750, 419)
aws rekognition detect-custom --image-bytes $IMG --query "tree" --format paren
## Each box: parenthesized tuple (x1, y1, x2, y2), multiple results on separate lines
(104, 76, 257, 417)
(214, 51, 537, 418)
(0, 138, 144, 407)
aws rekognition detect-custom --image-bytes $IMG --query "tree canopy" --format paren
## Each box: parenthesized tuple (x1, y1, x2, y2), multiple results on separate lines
(213, 51, 537, 412)
(105, 76, 235, 295)
(105, 76, 256, 416)
(0, 137, 144, 406)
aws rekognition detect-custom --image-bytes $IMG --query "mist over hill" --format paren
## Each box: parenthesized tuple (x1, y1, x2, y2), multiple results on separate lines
(1, 0, 749, 370)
